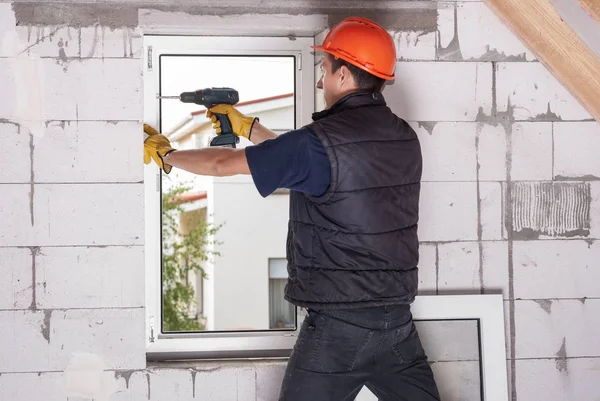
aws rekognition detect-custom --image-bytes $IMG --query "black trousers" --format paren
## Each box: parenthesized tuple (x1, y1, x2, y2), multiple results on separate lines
(279, 305, 440, 401)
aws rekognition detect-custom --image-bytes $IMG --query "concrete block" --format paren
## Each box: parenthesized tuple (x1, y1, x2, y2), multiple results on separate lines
(554, 122, 600, 180)
(34, 121, 143, 183)
(515, 299, 600, 359)
(314, 28, 328, 47)
(50, 308, 145, 371)
(196, 367, 256, 401)
(496, 63, 592, 121)
(0, 311, 51, 373)
(0, 184, 35, 246)
(0, 372, 65, 401)
(314, 30, 328, 113)
(34, 183, 144, 246)
(390, 30, 435, 61)
(437, 2, 535, 61)
(0, 57, 46, 123)
(16, 26, 79, 58)
(255, 362, 286, 401)
(516, 358, 600, 401)
(43, 58, 142, 121)
(0, 247, 33, 309)
(0, 4, 18, 58)
(145, 366, 256, 401)
(386, 62, 492, 121)
(144, 369, 194, 400)
(0, 62, 11, 109)
(438, 242, 481, 295)
(80, 26, 142, 59)
(511, 122, 553, 180)
(506, 356, 513, 401)
(513, 240, 600, 299)
(419, 183, 478, 242)
(415, 320, 479, 361)
(0, 309, 144, 373)
(481, 241, 509, 299)
(477, 123, 507, 181)
(480, 182, 504, 241)
(504, 300, 512, 360)
(0, 121, 31, 183)
(58, 354, 121, 401)
(417, 243, 437, 295)
(411, 122, 476, 182)
(111, 370, 149, 401)
(35, 246, 144, 309)
(431, 361, 481, 401)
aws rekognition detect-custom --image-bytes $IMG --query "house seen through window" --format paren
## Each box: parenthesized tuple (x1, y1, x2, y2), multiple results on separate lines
(159, 55, 296, 333)
(268, 258, 295, 329)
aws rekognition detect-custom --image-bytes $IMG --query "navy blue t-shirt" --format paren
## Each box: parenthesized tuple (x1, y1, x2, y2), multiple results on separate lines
(245, 127, 331, 198)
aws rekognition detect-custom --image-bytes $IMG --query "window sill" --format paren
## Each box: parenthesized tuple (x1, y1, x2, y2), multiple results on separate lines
(147, 358, 289, 370)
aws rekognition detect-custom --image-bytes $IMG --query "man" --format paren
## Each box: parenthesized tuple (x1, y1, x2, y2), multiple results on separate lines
(144, 17, 440, 401)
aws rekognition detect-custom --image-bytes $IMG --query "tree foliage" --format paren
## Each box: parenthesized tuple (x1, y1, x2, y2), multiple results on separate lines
(162, 181, 219, 332)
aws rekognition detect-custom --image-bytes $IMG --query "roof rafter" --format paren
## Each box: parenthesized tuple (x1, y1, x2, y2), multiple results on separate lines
(484, 0, 600, 122)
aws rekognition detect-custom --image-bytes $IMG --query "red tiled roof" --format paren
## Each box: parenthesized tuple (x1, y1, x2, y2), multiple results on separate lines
(167, 191, 207, 204)
(191, 93, 294, 116)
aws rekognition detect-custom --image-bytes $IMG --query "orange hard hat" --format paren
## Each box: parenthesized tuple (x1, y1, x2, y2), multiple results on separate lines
(312, 17, 396, 80)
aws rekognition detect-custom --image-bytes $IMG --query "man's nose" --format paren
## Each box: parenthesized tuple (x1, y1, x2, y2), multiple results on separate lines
(316, 76, 323, 89)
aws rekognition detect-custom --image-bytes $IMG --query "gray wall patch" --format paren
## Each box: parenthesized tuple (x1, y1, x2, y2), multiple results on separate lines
(512, 182, 591, 239)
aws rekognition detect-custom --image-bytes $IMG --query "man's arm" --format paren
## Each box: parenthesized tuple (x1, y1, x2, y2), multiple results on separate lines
(248, 121, 277, 144)
(163, 147, 250, 176)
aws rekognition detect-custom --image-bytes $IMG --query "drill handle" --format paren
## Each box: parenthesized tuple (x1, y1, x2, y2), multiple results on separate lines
(215, 113, 234, 135)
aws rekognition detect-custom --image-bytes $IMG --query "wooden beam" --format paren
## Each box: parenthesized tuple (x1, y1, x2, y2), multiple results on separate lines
(484, 0, 600, 122)
(577, 0, 600, 24)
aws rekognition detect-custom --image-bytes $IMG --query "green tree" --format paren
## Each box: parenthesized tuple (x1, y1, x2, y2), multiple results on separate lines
(162, 181, 219, 332)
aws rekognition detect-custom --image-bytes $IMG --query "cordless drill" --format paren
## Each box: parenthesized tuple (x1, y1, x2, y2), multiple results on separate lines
(160, 88, 240, 148)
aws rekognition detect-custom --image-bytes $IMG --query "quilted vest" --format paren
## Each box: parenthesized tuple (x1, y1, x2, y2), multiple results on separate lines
(285, 92, 422, 309)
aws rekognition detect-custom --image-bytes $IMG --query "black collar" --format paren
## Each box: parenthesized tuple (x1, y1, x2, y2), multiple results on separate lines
(312, 92, 387, 121)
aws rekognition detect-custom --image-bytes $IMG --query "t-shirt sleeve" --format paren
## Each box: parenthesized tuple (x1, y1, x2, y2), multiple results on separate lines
(245, 127, 331, 198)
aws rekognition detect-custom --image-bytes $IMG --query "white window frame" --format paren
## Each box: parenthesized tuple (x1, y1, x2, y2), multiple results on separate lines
(356, 295, 508, 401)
(143, 35, 508, 401)
(144, 35, 315, 359)
(412, 294, 508, 401)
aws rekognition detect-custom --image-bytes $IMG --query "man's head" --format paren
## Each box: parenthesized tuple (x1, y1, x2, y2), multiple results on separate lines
(316, 53, 386, 108)
(312, 17, 396, 109)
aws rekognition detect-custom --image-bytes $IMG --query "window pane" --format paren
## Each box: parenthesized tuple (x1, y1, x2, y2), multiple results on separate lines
(269, 259, 295, 329)
(159, 55, 295, 333)
(356, 319, 483, 400)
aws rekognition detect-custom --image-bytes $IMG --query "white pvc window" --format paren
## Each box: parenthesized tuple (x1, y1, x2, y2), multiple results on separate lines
(356, 295, 509, 401)
(144, 35, 314, 359)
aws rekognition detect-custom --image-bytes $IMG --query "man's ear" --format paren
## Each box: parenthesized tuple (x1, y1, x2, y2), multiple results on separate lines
(339, 65, 352, 87)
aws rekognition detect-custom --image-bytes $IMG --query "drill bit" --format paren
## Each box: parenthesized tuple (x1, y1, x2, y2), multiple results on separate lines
(157, 95, 181, 99)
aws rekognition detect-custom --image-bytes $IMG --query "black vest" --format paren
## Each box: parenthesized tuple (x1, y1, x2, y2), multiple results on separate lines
(284, 92, 422, 309)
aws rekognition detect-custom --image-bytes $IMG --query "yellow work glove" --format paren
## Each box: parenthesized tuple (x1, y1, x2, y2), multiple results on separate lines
(206, 104, 258, 140)
(143, 124, 175, 174)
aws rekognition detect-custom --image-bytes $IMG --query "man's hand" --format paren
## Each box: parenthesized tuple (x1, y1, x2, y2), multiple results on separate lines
(143, 124, 176, 174)
(206, 104, 258, 140)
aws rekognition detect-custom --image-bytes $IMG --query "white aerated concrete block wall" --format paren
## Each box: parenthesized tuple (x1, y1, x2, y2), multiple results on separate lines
(1, 1, 599, 401)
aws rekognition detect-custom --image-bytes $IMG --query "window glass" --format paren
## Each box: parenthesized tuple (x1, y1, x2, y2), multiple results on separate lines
(269, 259, 295, 329)
(159, 55, 296, 333)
